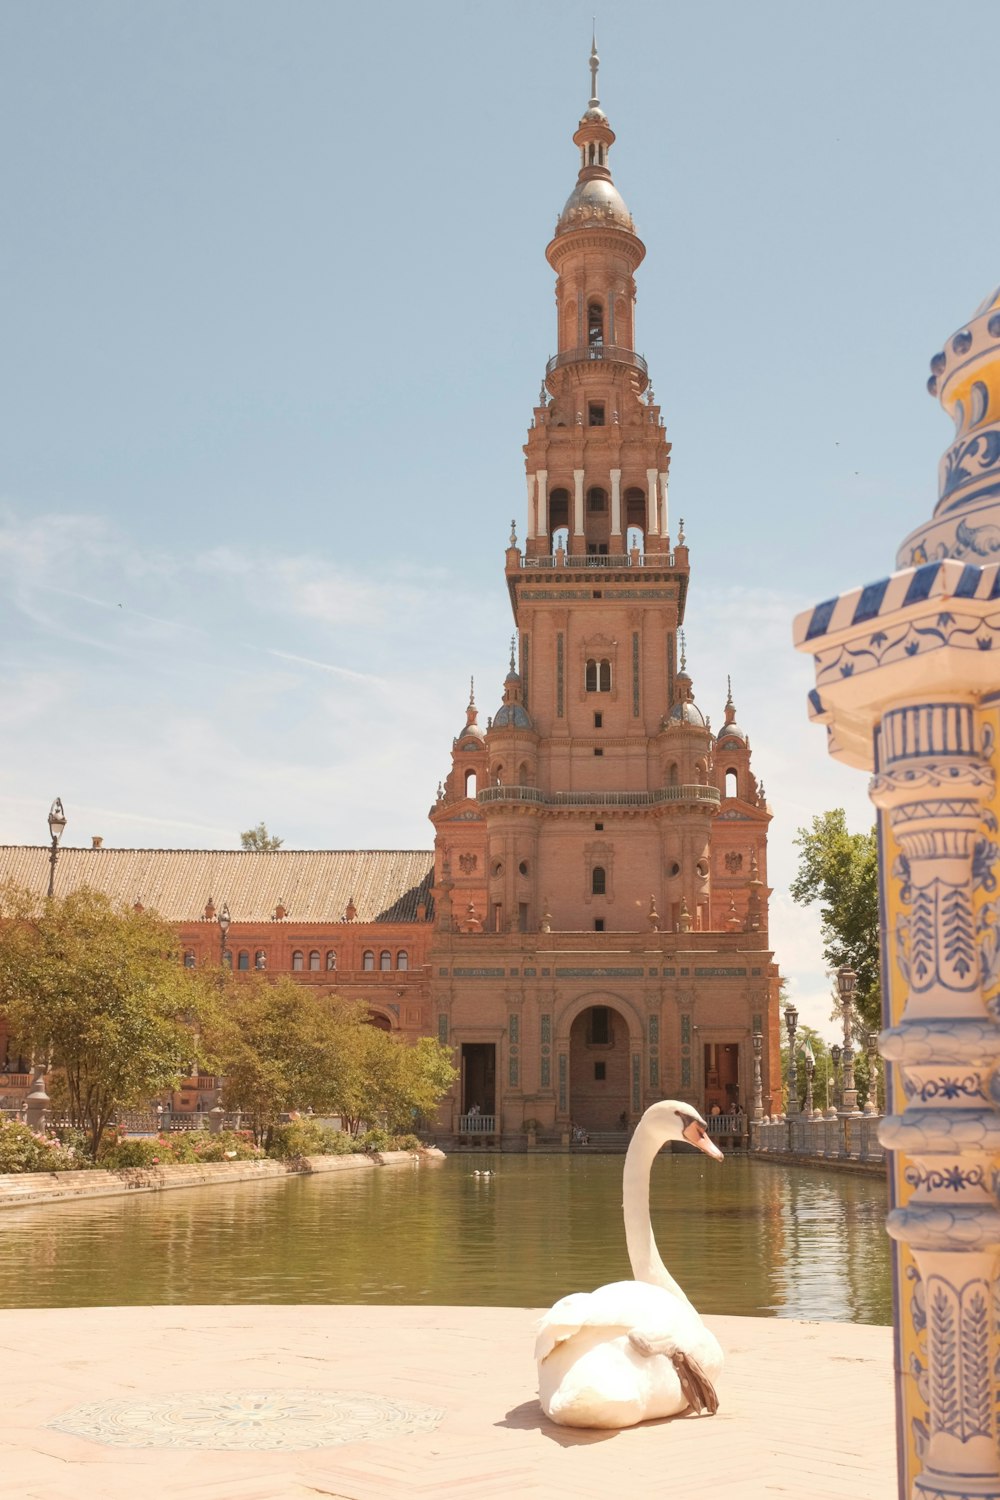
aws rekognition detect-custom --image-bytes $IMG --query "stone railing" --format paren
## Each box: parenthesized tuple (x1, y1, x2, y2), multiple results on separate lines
(545, 344, 648, 380)
(477, 784, 720, 809)
(519, 553, 677, 570)
(457, 1114, 497, 1135)
(753, 1109, 884, 1163)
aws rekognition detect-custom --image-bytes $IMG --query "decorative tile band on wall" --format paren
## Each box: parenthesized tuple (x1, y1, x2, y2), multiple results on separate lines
(556, 633, 564, 718)
(632, 631, 640, 717)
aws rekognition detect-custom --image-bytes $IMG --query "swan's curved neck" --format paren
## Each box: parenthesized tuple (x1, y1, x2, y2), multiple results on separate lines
(622, 1119, 690, 1304)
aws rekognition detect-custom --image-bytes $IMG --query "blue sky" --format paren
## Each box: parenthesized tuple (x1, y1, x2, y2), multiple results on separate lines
(2, 1, 997, 1036)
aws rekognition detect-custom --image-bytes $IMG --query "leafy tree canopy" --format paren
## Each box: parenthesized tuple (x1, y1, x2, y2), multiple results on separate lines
(239, 822, 284, 851)
(0, 884, 210, 1157)
(789, 809, 881, 1032)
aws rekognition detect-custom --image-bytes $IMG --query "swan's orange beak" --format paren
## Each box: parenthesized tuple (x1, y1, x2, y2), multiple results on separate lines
(683, 1118, 724, 1161)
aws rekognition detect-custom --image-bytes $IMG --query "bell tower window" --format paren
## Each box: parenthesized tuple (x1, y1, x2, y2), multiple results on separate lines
(591, 865, 607, 895)
(725, 768, 739, 798)
(588, 403, 605, 427)
(587, 302, 604, 348)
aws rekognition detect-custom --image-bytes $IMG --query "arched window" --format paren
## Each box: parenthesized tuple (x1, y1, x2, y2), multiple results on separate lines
(586, 658, 597, 692)
(668, 762, 679, 786)
(363, 950, 375, 971)
(254, 950, 267, 970)
(592, 866, 607, 895)
(492, 764, 504, 786)
(237, 949, 249, 971)
(587, 487, 607, 513)
(624, 486, 646, 528)
(379, 950, 392, 971)
(308, 950, 321, 972)
(326, 950, 337, 971)
(464, 768, 477, 797)
(396, 950, 409, 971)
(183, 949, 196, 969)
(292, 950, 304, 972)
(599, 659, 611, 692)
(588, 301, 604, 348)
(551, 525, 569, 555)
(725, 768, 739, 799)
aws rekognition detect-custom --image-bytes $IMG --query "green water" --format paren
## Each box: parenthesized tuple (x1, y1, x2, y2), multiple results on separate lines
(0, 1155, 892, 1322)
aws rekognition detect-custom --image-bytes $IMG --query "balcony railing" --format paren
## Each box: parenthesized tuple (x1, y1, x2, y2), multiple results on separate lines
(545, 345, 649, 380)
(520, 552, 675, 570)
(477, 784, 720, 808)
(457, 1114, 497, 1135)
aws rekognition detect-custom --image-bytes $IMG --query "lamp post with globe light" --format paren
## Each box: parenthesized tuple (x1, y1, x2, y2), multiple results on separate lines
(784, 1004, 799, 1114)
(837, 967, 859, 1114)
(46, 798, 66, 899)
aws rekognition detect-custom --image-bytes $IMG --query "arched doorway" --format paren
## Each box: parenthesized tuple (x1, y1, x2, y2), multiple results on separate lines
(569, 1003, 631, 1130)
(366, 1011, 392, 1033)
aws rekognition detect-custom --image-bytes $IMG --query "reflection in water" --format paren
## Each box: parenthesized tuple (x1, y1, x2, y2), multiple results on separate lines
(0, 1156, 891, 1323)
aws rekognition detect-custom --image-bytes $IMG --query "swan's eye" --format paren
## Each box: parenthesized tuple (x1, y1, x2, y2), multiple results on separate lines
(675, 1111, 696, 1130)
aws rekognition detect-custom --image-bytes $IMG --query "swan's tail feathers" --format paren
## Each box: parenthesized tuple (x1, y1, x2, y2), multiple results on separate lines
(534, 1293, 593, 1363)
(627, 1330, 720, 1416)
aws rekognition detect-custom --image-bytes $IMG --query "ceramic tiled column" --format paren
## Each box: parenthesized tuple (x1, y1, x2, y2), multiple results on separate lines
(795, 287, 1000, 1500)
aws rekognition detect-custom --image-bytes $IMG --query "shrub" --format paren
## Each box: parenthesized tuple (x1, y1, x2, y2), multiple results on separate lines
(100, 1137, 163, 1169)
(266, 1120, 356, 1159)
(389, 1133, 423, 1152)
(99, 1129, 264, 1169)
(0, 1118, 89, 1173)
(358, 1126, 391, 1154)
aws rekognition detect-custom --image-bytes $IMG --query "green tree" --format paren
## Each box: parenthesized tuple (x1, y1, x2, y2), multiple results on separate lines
(239, 823, 284, 850)
(337, 1029, 458, 1136)
(0, 885, 204, 1157)
(789, 809, 881, 1032)
(203, 977, 364, 1145)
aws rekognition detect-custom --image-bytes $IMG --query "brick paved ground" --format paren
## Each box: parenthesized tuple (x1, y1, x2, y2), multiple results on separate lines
(0, 1305, 894, 1500)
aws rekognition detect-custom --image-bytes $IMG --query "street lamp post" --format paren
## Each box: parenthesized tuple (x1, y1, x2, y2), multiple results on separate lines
(830, 1043, 842, 1107)
(784, 1004, 799, 1114)
(46, 798, 66, 899)
(804, 1054, 816, 1117)
(751, 1029, 763, 1122)
(837, 967, 859, 1113)
(218, 903, 231, 966)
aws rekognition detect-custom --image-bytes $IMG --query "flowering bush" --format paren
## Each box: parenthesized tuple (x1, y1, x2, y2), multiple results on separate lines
(266, 1120, 356, 1159)
(0, 1118, 90, 1173)
(99, 1130, 263, 1169)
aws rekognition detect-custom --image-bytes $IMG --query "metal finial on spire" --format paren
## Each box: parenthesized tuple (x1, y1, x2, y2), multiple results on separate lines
(468, 676, 475, 708)
(678, 517, 686, 544)
(589, 25, 600, 106)
(509, 634, 517, 673)
(509, 517, 518, 546)
(679, 631, 687, 673)
(726, 674, 734, 707)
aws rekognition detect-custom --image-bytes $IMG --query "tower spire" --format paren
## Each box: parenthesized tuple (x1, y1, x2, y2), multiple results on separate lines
(589, 26, 600, 108)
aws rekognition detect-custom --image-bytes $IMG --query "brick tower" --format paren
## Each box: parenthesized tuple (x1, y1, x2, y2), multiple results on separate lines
(428, 43, 780, 1139)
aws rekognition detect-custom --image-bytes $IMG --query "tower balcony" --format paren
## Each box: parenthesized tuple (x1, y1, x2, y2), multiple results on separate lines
(518, 550, 673, 570)
(477, 784, 720, 810)
(545, 344, 649, 392)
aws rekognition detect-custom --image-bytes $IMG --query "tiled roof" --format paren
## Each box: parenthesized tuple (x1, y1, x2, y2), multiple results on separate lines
(0, 848, 435, 925)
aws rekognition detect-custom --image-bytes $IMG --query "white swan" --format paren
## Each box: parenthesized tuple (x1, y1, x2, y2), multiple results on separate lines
(535, 1100, 724, 1429)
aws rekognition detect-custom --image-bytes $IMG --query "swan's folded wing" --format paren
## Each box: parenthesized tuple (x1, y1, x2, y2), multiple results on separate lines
(534, 1292, 596, 1362)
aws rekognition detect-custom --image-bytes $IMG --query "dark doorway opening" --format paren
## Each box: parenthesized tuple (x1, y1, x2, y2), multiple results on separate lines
(462, 1043, 496, 1116)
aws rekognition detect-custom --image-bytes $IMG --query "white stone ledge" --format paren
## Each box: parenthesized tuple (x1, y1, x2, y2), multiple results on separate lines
(0, 1148, 446, 1210)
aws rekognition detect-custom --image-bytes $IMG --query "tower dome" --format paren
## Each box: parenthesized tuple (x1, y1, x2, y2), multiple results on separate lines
(454, 679, 485, 745)
(492, 640, 535, 731)
(716, 676, 747, 745)
(552, 33, 637, 240)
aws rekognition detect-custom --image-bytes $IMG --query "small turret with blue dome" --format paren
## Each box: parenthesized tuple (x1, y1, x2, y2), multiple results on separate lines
(492, 638, 535, 732)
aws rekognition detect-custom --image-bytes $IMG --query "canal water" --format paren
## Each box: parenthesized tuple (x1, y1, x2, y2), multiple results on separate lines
(0, 1154, 891, 1322)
